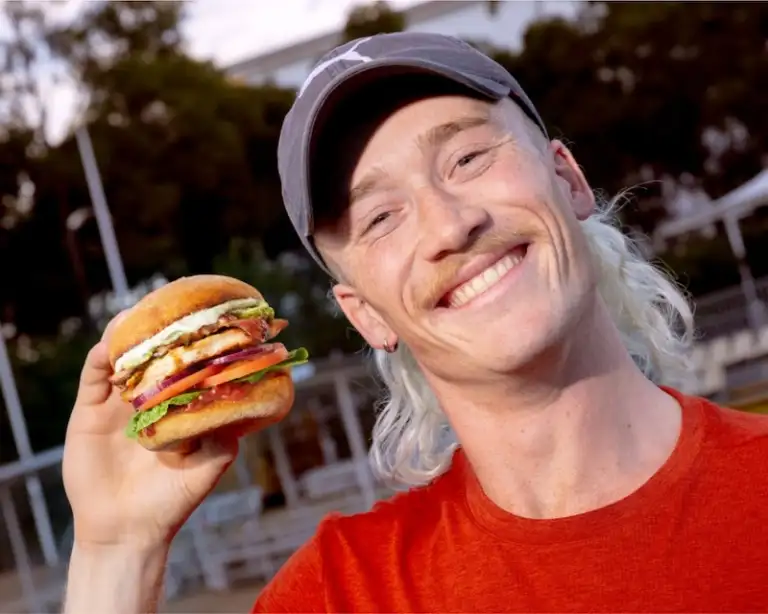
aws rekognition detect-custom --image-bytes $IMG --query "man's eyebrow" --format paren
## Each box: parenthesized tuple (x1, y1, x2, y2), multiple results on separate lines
(349, 167, 388, 207)
(417, 114, 492, 152)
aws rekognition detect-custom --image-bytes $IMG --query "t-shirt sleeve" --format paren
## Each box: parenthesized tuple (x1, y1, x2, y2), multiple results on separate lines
(250, 534, 326, 613)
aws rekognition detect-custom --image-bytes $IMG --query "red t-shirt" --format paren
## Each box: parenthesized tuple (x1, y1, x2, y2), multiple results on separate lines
(252, 389, 768, 612)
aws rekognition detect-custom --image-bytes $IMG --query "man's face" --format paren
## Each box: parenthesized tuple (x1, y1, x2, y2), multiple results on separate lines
(315, 89, 596, 384)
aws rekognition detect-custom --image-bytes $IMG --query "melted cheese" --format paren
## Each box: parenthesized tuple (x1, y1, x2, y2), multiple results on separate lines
(114, 298, 264, 373)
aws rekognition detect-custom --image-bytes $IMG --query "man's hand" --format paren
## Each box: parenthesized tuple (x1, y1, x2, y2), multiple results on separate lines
(62, 311, 239, 612)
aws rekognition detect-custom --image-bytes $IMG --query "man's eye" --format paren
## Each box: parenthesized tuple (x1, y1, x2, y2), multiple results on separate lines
(364, 211, 390, 234)
(457, 151, 484, 167)
(448, 146, 495, 180)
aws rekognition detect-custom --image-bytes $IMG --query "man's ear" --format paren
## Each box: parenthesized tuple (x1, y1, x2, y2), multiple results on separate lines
(550, 140, 594, 221)
(332, 283, 395, 350)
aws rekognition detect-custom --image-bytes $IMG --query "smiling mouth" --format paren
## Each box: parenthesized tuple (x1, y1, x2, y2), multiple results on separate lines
(440, 244, 529, 309)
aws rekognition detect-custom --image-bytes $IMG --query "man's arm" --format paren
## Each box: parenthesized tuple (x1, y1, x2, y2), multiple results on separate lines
(62, 543, 169, 614)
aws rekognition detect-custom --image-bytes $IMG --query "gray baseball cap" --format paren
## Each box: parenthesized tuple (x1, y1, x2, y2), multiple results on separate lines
(277, 31, 548, 277)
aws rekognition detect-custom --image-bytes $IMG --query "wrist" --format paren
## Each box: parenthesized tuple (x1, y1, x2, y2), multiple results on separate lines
(71, 539, 170, 560)
(65, 542, 170, 614)
(69, 540, 170, 586)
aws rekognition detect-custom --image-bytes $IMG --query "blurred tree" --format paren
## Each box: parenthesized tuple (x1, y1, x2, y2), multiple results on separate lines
(1, 1, 297, 336)
(0, 3, 41, 311)
(2, 328, 99, 461)
(342, 1, 405, 42)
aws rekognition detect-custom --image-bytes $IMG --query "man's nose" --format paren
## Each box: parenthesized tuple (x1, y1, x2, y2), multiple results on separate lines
(415, 187, 490, 262)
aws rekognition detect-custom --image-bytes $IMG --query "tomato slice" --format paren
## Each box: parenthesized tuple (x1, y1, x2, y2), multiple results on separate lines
(199, 345, 290, 388)
(137, 364, 222, 412)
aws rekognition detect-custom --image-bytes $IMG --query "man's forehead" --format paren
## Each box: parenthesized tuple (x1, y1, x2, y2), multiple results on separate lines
(345, 95, 499, 161)
(376, 93, 493, 129)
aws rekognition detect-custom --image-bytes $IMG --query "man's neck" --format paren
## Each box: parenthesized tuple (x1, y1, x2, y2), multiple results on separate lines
(432, 298, 683, 519)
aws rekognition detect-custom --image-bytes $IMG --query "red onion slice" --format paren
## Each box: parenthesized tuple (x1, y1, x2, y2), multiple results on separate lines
(207, 345, 274, 367)
(131, 366, 201, 409)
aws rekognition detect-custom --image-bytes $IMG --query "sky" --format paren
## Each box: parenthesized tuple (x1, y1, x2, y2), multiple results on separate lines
(0, 0, 420, 143)
(183, 0, 419, 67)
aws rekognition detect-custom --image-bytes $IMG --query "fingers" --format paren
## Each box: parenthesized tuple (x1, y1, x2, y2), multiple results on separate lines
(74, 341, 113, 407)
(181, 433, 239, 482)
(150, 434, 239, 515)
(169, 439, 201, 456)
(72, 310, 133, 418)
(198, 432, 240, 465)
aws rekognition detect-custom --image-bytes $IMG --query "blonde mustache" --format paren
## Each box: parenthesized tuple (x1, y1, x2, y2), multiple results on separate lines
(415, 231, 518, 309)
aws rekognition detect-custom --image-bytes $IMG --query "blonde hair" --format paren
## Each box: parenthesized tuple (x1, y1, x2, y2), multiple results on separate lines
(368, 195, 696, 488)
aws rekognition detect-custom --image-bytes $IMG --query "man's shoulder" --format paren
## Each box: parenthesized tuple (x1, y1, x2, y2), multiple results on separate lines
(689, 393, 768, 487)
(251, 470, 462, 612)
(316, 469, 459, 546)
(697, 394, 768, 450)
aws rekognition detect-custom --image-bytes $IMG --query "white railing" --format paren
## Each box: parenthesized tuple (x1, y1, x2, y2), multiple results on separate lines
(694, 276, 768, 338)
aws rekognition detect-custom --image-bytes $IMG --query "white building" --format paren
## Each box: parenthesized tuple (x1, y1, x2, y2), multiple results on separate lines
(226, 0, 581, 88)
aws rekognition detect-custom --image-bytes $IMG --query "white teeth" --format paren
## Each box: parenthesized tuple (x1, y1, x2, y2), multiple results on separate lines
(448, 252, 524, 308)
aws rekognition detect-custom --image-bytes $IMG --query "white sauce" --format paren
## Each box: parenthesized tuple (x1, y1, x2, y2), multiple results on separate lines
(114, 298, 265, 373)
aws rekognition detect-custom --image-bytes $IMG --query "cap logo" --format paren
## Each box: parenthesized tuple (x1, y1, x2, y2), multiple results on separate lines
(298, 37, 373, 98)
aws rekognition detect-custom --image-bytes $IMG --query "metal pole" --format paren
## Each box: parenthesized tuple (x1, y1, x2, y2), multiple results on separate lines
(1, 487, 46, 613)
(0, 334, 59, 567)
(75, 126, 130, 300)
(723, 215, 766, 331)
(331, 354, 376, 509)
(267, 425, 301, 508)
(234, 454, 251, 489)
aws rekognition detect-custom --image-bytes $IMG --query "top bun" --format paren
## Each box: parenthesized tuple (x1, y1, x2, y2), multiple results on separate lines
(107, 275, 263, 367)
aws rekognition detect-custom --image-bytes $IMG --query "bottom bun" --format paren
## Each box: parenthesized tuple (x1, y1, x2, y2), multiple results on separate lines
(136, 371, 295, 452)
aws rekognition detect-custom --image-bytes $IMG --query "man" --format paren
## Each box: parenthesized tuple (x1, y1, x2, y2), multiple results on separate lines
(62, 33, 768, 613)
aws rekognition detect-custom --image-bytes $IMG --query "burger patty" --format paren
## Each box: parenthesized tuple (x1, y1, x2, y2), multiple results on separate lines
(111, 314, 282, 391)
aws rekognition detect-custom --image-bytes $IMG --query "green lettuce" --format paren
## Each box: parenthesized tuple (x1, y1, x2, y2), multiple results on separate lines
(125, 391, 202, 439)
(231, 304, 275, 320)
(124, 348, 310, 439)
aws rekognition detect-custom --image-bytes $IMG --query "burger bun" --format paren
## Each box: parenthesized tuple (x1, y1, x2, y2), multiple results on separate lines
(108, 275, 264, 368)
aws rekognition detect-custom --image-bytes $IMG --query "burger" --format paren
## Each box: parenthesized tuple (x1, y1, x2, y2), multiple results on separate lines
(108, 275, 308, 451)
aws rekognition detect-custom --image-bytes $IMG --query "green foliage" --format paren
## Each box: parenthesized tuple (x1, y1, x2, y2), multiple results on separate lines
(2, 1, 298, 335)
(343, 1, 405, 42)
(0, 328, 99, 463)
